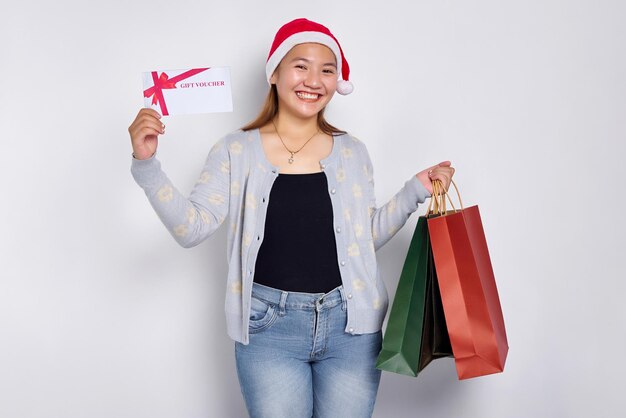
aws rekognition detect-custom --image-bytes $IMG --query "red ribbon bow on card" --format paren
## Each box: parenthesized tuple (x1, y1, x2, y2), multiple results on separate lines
(143, 68, 210, 116)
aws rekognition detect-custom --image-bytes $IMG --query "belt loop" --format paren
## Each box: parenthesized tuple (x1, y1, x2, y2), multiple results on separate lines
(278, 291, 288, 316)
(339, 286, 347, 311)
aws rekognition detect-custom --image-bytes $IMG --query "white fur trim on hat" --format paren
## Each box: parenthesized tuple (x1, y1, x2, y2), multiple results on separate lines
(265, 31, 343, 85)
(336, 80, 354, 95)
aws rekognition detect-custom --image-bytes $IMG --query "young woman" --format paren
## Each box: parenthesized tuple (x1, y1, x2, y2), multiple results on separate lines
(129, 18, 454, 418)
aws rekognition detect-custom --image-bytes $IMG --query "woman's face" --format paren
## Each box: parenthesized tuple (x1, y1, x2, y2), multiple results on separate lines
(270, 43, 338, 121)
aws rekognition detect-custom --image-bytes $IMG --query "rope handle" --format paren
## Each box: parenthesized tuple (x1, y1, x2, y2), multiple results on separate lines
(426, 179, 464, 217)
(427, 180, 449, 215)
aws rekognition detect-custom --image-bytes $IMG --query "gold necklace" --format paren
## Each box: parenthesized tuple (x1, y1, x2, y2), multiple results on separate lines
(272, 120, 319, 164)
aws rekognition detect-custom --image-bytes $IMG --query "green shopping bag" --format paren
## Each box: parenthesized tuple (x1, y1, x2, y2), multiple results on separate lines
(376, 216, 453, 376)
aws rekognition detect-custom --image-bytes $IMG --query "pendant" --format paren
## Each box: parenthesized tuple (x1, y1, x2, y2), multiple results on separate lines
(288, 153, 295, 164)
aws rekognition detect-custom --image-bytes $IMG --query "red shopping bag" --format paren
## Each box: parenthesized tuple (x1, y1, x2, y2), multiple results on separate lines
(427, 181, 508, 380)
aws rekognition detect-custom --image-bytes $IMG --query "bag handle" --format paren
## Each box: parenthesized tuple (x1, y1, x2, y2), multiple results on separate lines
(427, 181, 446, 216)
(427, 181, 447, 215)
(427, 179, 464, 216)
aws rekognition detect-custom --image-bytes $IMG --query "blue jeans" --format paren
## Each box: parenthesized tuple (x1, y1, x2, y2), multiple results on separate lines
(235, 282, 382, 418)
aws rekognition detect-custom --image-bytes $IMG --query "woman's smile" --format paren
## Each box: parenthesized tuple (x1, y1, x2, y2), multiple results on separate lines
(295, 91, 322, 101)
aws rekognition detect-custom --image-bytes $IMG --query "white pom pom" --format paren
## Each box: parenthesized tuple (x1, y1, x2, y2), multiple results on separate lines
(336, 80, 354, 95)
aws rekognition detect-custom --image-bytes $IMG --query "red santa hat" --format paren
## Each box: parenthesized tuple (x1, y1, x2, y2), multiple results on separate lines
(265, 18, 354, 95)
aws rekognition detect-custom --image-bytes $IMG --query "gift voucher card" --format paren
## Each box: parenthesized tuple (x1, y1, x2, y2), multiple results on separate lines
(142, 67, 232, 116)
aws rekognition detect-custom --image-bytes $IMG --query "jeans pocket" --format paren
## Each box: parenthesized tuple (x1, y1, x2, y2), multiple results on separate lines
(248, 295, 278, 334)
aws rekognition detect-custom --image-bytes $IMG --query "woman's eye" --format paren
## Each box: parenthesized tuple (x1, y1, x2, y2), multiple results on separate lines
(296, 65, 307, 70)
(323, 69, 336, 74)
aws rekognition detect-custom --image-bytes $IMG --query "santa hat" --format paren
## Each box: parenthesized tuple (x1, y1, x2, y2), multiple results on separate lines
(265, 18, 354, 95)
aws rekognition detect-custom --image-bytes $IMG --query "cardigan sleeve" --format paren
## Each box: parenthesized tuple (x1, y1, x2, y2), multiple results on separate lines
(131, 138, 231, 248)
(360, 144, 431, 250)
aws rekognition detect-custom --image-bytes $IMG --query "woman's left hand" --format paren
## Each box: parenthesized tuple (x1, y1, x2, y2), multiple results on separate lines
(416, 161, 455, 195)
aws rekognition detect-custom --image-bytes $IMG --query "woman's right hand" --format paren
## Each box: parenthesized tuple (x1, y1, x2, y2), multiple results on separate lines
(128, 108, 165, 160)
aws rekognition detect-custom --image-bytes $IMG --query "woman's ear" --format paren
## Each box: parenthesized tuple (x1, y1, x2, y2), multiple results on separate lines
(270, 70, 277, 85)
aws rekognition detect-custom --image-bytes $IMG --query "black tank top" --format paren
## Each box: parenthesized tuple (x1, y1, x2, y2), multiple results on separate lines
(253, 172, 342, 293)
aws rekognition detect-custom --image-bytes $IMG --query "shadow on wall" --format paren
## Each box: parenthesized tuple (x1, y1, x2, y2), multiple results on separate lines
(375, 358, 465, 417)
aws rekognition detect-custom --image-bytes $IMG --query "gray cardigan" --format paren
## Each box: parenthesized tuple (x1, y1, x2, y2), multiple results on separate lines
(131, 128, 430, 344)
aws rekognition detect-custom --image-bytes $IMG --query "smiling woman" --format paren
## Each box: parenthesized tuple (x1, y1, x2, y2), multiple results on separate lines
(128, 17, 454, 418)
(271, 43, 338, 121)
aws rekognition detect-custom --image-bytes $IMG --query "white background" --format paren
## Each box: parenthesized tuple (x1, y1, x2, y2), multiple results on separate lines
(1, 0, 624, 417)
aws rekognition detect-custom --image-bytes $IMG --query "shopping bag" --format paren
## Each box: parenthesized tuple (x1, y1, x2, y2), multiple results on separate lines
(427, 180, 508, 380)
(376, 216, 453, 377)
(420, 240, 454, 371)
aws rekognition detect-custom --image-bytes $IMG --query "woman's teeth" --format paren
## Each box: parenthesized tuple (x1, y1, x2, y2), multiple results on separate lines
(296, 92, 319, 100)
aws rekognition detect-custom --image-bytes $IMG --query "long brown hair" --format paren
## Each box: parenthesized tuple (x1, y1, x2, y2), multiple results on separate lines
(241, 84, 347, 136)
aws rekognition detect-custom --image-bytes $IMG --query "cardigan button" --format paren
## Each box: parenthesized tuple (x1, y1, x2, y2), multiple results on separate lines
(335, 227, 341, 233)
(340, 260, 346, 266)
(349, 328, 354, 334)
(330, 188, 336, 194)
(347, 293, 353, 299)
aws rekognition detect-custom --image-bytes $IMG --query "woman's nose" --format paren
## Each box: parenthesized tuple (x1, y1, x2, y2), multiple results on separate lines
(304, 71, 321, 88)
